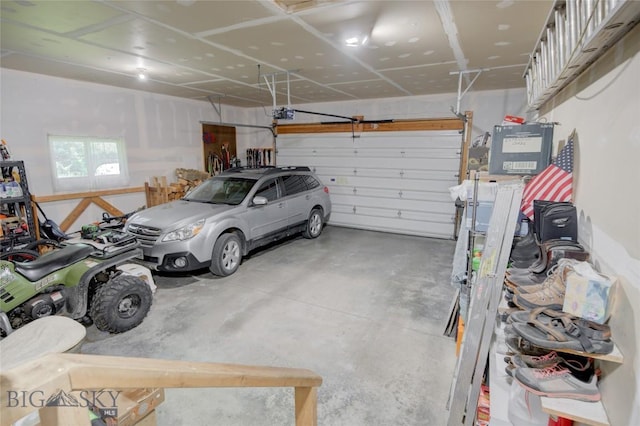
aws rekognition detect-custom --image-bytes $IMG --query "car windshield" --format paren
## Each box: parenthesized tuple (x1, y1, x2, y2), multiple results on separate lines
(183, 176, 255, 205)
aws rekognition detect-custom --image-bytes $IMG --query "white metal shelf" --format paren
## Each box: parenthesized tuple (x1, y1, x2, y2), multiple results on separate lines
(525, 0, 640, 110)
(542, 396, 610, 426)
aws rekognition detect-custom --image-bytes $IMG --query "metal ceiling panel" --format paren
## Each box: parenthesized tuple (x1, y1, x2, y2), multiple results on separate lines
(328, 79, 408, 99)
(301, 1, 455, 68)
(0, 0, 125, 33)
(470, 68, 527, 91)
(0, 54, 211, 99)
(379, 62, 459, 95)
(0, 21, 212, 85)
(451, 0, 553, 70)
(0, 0, 556, 107)
(107, 0, 277, 34)
(77, 18, 253, 80)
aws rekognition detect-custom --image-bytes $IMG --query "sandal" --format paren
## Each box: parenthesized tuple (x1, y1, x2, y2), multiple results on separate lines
(510, 308, 612, 341)
(511, 310, 614, 354)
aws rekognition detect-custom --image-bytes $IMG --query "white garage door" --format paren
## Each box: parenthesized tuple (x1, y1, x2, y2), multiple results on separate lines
(276, 131, 461, 239)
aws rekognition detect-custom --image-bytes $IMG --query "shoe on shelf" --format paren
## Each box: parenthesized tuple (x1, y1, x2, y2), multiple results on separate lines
(510, 309, 614, 354)
(510, 350, 564, 369)
(509, 251, 541, 268)
(511, 258, 581, 309)
(511, 264, 566, 295)
(508, 240, 589, 275)
(510, 236, 541, 263)
(513, 363, 600, 402)
(504, 332, 551, 357)
(512, 280, 565, 310)
(505, 270, 548, 290)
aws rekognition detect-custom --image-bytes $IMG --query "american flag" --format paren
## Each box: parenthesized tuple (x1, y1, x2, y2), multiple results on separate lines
(520, 135, 574, 220)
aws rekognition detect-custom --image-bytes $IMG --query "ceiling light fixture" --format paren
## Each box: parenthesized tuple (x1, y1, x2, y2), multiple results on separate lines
(137, 68, 147, 80)
(345, 35, 368, 47)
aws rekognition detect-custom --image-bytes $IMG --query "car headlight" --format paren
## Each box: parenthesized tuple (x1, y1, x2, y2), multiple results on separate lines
(162, 219, 205, 242)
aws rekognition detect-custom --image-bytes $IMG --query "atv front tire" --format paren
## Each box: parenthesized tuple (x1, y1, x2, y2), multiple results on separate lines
(90, 274, 152, 333)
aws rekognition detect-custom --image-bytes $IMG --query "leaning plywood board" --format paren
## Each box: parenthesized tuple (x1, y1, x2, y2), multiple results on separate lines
(446, 181, 523, 426)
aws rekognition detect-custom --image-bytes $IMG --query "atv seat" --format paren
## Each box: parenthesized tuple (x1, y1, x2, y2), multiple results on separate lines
(14, 243, 95, 282)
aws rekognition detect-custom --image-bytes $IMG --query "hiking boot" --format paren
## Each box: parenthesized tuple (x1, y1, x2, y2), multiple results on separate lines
(505, 271, 548, 290)
(513, 363, 600, 402)
(513, 258, 578, 295)
(512, 278, 566, 311)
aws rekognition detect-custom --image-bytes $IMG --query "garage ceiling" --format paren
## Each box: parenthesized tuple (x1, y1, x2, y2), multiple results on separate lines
(0, 0, 553, 107)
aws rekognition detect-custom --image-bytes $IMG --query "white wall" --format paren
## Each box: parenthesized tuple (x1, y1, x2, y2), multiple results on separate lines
(0, 66, 527, 231)
(0, 69, 246, 228)
(538, 24, 640, 426)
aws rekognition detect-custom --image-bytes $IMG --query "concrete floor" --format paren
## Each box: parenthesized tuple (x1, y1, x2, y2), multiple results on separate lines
(81, 226, 458, 426)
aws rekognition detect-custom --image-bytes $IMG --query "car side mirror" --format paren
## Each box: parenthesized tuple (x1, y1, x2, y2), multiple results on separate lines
(252, 196, 268, 206)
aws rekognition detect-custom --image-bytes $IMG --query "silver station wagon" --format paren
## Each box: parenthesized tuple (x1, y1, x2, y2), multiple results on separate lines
(124, 166, 331, 277)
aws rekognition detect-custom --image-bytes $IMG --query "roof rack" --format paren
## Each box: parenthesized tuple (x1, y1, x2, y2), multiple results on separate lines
(222, 166, 275, 173)
(222, 166, 310, 175)
(265, 166, 310, 174)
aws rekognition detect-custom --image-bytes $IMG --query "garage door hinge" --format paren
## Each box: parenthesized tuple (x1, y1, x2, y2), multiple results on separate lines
(398, 190, 403, 198)
(353, 169, 357, 175)
(397, 210, 402, 218)
(353, 187, 357, 195)
(399, 170, 404, 178)
(353, 205, 357, 214)
(354, 149, 358, 155)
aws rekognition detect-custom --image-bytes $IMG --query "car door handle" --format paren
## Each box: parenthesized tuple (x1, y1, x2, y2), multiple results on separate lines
(305, 195, 310, 200)
(278, 202, 285, 208)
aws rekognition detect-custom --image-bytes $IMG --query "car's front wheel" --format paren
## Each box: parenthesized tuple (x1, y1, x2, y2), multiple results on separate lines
(303, 208, 324, 239)
(210, 232, 242, 276)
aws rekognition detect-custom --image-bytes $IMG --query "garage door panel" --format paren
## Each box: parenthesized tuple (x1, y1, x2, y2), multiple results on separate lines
(312, 167, 455, 181)
(325, 176, 454, 192)
(277, 131, 461, 147)
(277, 130, 461, 239)
(330, 204, 453, 227)
(329, 187, 451, 212)
(279, 154, 458, 171)
(329, 212, 454, 239)
(330, 193, 453, 215)
(278, 146, 459, 160)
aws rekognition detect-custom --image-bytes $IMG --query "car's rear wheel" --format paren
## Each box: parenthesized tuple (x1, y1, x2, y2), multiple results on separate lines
(303, 208, 323, 239)
(210, 233, 242, 276)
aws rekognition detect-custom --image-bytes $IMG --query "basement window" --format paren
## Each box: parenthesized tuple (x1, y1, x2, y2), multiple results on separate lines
(49, 135, 129, 192)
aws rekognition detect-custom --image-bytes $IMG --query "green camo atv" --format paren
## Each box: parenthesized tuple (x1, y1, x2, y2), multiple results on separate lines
(0, 229, 155, 336)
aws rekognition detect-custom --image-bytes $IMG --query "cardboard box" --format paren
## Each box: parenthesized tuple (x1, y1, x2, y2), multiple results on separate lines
(562, 263, 615, 324)
(116, 388, 165, 426)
